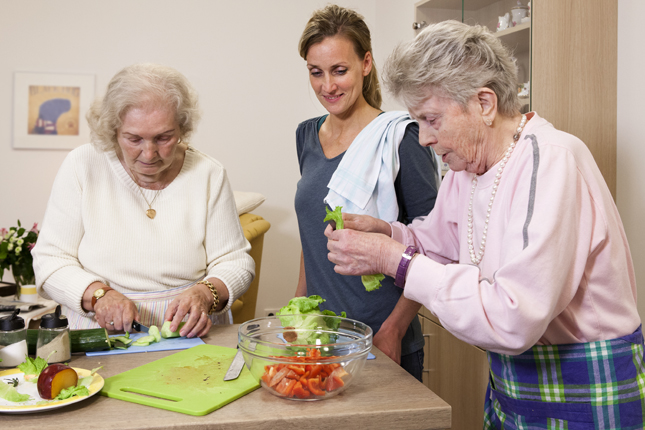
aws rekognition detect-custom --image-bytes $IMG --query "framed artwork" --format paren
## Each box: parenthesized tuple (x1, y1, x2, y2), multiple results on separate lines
(12, 72, 95, 150)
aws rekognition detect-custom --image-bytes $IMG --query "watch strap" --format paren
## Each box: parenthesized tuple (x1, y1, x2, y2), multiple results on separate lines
(91, 286, 114, 308)
(394, 246, 418, 288)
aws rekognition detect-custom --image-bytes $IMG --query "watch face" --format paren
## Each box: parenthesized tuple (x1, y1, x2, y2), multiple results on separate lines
(93, 288, 105, 299)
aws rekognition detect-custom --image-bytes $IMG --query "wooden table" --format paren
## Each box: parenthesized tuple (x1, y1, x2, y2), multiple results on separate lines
(3, 324, 451, 429)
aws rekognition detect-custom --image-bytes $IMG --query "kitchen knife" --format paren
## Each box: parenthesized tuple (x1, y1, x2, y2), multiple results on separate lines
(131, 321, 149, 333)
(223, 348, 245, 381)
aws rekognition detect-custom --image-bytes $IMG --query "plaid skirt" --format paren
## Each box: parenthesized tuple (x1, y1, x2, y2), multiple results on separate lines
(64, 281, 232, 329)
(484, 326, 645, 429)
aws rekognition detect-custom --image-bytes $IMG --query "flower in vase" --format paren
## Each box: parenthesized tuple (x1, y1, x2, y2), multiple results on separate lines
(0, 219, 39, 298)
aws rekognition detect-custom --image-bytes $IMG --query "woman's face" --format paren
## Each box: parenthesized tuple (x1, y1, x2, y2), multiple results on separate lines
(306, 35, 372, 117)
(116, 106, 182, 182)
(409, 92, 488, 174)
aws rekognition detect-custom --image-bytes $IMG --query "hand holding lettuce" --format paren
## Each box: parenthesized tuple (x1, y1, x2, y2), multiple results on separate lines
(276, 295, 346, 345)
(324, 206, 385, 291)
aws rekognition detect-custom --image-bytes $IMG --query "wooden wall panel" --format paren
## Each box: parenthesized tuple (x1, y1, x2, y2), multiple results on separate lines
(532, 0, 617, 197)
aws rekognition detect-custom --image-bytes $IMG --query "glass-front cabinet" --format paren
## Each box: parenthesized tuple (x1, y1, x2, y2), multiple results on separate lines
(413, 0, 617, 198)
(415, 0, 531, 113)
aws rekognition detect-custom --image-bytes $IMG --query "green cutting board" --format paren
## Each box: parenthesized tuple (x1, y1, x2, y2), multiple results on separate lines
(100, 344, 260, 416)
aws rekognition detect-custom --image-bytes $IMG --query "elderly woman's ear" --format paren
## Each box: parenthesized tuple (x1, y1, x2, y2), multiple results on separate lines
(476, 87, 498, 126)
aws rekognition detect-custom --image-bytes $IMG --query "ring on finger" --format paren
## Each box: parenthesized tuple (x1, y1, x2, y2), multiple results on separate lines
(109, 321, 114, 325)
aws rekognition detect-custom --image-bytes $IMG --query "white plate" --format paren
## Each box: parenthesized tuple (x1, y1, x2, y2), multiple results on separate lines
(0, 367, 104, 413)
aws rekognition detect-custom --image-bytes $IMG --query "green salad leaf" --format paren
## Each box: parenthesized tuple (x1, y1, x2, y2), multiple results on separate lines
(17, 354, 50, 380)
(277, 296, 346, 345)
(53, 384, 89, 400)
(323, 206, 344, 230)
(78, 366, 103, 388)
(324, 205, 384, 291)
(0, 379, 30, 402)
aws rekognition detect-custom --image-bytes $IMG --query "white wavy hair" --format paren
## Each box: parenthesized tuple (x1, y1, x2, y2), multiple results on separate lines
(384, 20, 521, 117)
(87, 63, 201, 151)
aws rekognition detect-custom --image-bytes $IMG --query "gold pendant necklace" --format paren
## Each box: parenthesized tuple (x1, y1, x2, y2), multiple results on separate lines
(132, 174, 162, 219)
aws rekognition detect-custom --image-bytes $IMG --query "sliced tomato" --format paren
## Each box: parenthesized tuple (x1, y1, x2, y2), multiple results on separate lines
(274, 377, 296, 397)
(308, 377, 325, 396)
(326, 366, 349, 392)
(269, 366, 291, 387)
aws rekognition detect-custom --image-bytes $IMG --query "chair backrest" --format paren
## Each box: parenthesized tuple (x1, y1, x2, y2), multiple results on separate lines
(232, 213, 271, 323)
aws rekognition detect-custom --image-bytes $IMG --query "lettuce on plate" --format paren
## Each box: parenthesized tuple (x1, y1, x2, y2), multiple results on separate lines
(0, 379, 31, 402)
(276, 295, 346, 345)
(324, 205, 385, 291)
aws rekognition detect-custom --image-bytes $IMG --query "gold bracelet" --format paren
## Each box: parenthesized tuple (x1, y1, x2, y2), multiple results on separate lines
(196, 280, 219, 315)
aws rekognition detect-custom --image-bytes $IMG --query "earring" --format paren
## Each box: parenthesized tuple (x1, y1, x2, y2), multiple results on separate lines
(484, 119, 492, 126)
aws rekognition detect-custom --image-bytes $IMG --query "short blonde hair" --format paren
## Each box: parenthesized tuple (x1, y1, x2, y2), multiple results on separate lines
(299, 4, 382, 110)
(384, 20, 521, 117)
(87, 63, 201, 151)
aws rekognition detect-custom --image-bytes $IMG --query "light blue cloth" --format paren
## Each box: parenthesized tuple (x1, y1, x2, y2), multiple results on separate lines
(324, 111, 428, 222)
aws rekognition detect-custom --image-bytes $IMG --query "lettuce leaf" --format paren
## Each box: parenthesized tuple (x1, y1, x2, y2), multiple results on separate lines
(277, 296, 346, 345)
(78, 366, 103, 388)
(17, 354, 49, 380)
(362, 274, 385, 292)
(0, 379, 30, 402)
(53, 384, 89, 400)
(324, 205, 384, 291)
(323, 206, 344, 230)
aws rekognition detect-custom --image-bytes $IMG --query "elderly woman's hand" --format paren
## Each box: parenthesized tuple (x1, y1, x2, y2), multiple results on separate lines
(341, 213, 392, 236)
(324, 224, 406, 278)
(93, 290, 139, 333)
(164, 279, 228, 338)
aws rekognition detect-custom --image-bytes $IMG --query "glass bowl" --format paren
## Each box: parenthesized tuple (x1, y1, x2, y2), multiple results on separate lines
(238, 315, 372, 401)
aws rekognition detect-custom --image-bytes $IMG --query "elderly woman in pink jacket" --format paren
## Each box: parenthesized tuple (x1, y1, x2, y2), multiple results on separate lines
(325, 20, 643, 428)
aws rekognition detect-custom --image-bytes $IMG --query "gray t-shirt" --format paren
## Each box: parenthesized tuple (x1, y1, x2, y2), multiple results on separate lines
(295, 115, 438, 355)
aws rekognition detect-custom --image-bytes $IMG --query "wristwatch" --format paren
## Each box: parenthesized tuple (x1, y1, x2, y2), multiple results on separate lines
(91, 286, 114, 309)
(394, 246, 418, 288)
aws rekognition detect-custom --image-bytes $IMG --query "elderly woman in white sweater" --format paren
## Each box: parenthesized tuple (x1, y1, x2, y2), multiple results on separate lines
(33, 63, 254, 337)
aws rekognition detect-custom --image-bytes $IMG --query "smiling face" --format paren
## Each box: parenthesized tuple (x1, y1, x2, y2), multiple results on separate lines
(306, 35, 372, 117)
(408, 91, 490, 174)
(116, 106, 182, 184)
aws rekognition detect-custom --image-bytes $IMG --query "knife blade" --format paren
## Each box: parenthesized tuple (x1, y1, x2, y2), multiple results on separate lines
(223, 348, 245, 381)
(131, 321, 149, 333)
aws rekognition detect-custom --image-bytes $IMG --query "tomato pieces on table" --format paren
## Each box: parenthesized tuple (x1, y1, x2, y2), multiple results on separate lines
(261, 348, 350, 399)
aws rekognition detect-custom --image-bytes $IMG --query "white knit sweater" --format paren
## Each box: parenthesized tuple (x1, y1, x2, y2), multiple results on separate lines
(32, 143, 254, 318)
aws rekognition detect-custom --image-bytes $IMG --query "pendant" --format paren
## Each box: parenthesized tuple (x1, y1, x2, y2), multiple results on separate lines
(146, 209, 156, 219)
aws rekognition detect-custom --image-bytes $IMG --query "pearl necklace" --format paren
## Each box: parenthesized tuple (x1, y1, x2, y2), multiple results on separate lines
(467, 114, 527, 265)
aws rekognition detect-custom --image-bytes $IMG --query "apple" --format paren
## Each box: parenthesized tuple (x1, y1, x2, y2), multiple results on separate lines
(37, 363, 78, 400)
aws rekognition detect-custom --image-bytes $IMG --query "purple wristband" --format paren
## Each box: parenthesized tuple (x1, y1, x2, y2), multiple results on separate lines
(394, 246, 418, 288)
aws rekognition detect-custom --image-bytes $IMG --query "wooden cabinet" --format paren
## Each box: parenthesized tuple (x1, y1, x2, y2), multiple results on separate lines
(414, 0, 617, 197)
(419, 307, 489, 430)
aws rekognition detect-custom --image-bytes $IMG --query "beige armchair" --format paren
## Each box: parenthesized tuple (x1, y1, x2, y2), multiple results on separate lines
(232, 213, 270, 323)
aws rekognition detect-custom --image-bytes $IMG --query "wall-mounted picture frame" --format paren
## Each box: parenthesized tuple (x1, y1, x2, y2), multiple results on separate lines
(12, 72, 95, 150)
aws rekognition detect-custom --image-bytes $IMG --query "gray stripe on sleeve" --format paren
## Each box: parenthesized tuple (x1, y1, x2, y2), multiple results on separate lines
(522, 134, 540, 249)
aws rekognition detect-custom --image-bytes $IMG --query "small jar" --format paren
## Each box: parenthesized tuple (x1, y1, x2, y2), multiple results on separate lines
(37, 305, 71, 363)
(0, 309, 28, 367)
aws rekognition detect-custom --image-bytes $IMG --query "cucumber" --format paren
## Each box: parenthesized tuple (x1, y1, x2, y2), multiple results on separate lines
(132, 335, 156, 346)
(149, 325, 161, 342)
(160, 321, 185, 338)
(110, 336, 133, 345)
(27, 328, 111, 355)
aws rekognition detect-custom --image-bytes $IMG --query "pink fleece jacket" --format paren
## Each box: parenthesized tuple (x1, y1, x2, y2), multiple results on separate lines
(392, 112, 640, 355)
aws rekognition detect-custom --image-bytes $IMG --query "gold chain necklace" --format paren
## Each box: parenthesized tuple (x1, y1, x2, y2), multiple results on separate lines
(131, 173, 162, 219)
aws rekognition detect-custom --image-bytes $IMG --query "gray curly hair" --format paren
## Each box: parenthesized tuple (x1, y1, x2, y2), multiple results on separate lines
(87, 63, 201, 151)
(383, 20, 521, 117)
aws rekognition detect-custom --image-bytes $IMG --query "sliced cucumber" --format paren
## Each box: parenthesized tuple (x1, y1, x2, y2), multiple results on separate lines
(149, 325, 161, 342)
(110, 336, 133, 345)
(160, 321, 185, 338)
(131, 340, 150, 347)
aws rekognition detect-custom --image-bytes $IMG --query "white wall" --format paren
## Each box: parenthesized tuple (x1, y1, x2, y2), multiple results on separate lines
(617, 0, 645, 320)
(0, 0, 418, 317)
